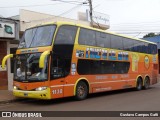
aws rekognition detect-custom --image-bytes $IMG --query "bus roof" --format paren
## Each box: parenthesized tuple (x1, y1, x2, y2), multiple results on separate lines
(31, 21, 157, 45)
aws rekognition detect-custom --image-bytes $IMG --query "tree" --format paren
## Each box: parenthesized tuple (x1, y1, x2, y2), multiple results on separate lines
(143, 32, 157, 38)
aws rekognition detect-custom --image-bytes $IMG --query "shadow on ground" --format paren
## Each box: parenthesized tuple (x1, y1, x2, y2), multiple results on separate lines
(18, 86, 156, 106)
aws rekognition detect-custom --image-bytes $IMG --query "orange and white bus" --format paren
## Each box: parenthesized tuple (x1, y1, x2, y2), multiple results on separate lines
(2, 22, 158, 100)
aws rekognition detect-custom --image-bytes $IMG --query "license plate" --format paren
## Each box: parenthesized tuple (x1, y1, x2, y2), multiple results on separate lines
(24, 93, 28, 96)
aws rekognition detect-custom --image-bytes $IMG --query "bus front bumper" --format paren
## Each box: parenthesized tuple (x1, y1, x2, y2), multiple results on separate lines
(13, 88, 51, 100)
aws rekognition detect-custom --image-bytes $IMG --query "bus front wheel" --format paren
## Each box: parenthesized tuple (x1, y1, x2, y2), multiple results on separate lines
(75, 81, 88, 100)
(136, 78, 143, 91)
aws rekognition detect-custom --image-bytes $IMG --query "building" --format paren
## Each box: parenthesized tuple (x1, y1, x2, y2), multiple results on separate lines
(0, 17, 19, 90)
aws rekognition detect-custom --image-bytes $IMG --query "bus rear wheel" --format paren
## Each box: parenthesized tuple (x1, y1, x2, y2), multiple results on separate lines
(143, 77, 150, 89)
(136, 78, 143, 91)
(75, 81, 88, 100)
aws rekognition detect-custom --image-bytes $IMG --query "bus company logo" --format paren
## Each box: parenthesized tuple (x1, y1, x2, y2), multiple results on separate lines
(2, 112, 11, 117)
(1, 112, 42, 117)
(144, 56, 150, 69)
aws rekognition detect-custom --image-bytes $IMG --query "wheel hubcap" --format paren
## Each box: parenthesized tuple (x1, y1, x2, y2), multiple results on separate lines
(78, 86, 85, 97)
(145, 80, 149, 88)
(138, 81, 142, 89)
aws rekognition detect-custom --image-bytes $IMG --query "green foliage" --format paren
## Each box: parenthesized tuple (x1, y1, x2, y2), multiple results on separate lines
(143, 33, 157, 38)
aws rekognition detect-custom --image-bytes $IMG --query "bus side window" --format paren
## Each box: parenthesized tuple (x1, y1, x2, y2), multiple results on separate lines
(143, 43, 148, 53)
(133, 40, 139, 52)
(96, 32, 105, 47)
(123, 38, 134, 51)
(152, 44, 157, 54)
(96, 32, 111, 48)
(79, 28, 96, 46)
(137, 42, 144, 53)
(148, 44, 153, 54)
(110, 35, 123, 50)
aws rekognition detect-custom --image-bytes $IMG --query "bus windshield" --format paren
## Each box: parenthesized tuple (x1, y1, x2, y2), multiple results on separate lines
(19, 25, 56, 48)
(14, 53, 48, 82)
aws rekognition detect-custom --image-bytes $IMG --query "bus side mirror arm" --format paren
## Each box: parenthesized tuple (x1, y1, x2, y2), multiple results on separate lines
(39, 51, 50, 68)
(2, 54, 13, 69)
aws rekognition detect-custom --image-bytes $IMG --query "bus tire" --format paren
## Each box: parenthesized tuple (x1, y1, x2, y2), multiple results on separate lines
(75, 81, 88, 100)
(136, 78, 143, 91)
(143, 77, 150, 89)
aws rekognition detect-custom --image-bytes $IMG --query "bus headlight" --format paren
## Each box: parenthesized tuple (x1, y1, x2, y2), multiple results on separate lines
(13, 86, 18, 90)
(35, 87, 47, 91)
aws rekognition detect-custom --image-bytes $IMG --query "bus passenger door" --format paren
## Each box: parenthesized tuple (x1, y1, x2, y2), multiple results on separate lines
(50, 56, 65, 99)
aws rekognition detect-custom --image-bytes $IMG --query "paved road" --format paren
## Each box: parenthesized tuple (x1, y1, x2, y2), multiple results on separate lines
(1, 83, 160, 120)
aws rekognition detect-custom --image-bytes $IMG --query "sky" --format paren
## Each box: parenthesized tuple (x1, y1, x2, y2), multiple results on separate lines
(0, 0, 160, 38)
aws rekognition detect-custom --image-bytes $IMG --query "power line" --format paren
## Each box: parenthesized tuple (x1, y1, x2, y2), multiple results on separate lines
(58, 4, 83, 17)
(0, 0, 88, 9)
(112, 25, 160, 28)
(132, 32, 141, 38)
(26, 3, 84, 23)
(0, 3, 62, 9)
(52, 0, 82, 2)
(93, 4, 100, 10)
(113, 23, 160, 29)
(113, 23, 160, 26)
(109, 30, 160, 34)
(112, 21, 160, 26)
(51, 0, 89, 5)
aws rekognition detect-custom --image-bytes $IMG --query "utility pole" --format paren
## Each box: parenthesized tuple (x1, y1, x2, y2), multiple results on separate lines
(88, 0, 93, 26)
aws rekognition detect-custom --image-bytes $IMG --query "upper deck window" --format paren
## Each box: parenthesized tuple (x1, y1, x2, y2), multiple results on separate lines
(54, 25, 77, 45)
(78, 27, 157, 54)
(78, 28, 96, 46)
(19, 25, 56, 48)
(110, 35, 123, 50)
(96, 32, 111, 48)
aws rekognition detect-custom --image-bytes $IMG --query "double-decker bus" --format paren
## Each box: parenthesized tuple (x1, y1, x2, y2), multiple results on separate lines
(2, 22, 158, 100)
